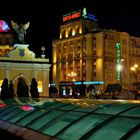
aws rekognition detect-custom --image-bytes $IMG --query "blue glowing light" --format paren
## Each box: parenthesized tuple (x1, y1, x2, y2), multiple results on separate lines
(0, 20, 10, 32)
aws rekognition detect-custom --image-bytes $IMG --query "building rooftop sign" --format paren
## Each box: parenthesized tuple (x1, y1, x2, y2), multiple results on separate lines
(63, 8, 96, 22)
(63, 10, 81, 22)
(0, 20, 10, 32)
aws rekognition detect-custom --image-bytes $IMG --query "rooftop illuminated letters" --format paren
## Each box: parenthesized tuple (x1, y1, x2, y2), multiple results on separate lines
(63, 10, 81, 22)
(63, 8, 96, 22)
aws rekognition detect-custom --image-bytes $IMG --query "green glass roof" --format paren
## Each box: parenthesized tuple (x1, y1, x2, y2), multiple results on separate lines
(0, 98, 140, 140)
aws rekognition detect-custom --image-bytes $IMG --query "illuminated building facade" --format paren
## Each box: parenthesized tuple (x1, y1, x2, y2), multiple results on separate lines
(0, 20, 14, 56)
(52, 8, 140, 95)
(0, 21, 51, 97)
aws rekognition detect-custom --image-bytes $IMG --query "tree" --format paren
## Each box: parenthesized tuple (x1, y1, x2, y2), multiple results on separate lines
(7, 81, 15, 98)
(86, 85, 96, 98)
(105, 83, 122, 98)
(1, 78, 8, 99)
(30, 78, 39, 98)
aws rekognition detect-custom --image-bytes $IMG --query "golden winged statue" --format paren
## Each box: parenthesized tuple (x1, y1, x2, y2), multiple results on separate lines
(11, 20, 30, 43)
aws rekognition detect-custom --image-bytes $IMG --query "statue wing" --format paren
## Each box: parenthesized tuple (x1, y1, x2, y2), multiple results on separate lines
(11, 20, 19, 30)
(23, 22, 30, 30)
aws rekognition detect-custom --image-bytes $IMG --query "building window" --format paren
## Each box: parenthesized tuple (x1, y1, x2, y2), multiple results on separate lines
(77, 39, 80, 43)
(38, 81, 42, 92)
(104, 34, 107, 39)
(70, 41, 73, 45)
(122, 39, 127, 45)
(83, 51, 86, 57)
(63, 47, 66, 53)
(83, 38, 86, 49)
(136, 49, 139, 55)
(75, 60, 80, 68)
(93, 72, 96, 77)
(57, 46, 61, 53)
(93, 50, 96, 55)
(68, 54, 73, 60)
(122, 48, 127, 54)
(83, 73, 86, 78)
(132, 50, 135, 55)
(105, 63, 108, 69)
(130, 39, 136, 47)
(76, 46, 80, 52)
(70, 46, 73, 52)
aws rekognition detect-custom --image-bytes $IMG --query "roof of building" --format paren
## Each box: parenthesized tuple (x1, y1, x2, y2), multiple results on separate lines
(0, 98, 140, 140)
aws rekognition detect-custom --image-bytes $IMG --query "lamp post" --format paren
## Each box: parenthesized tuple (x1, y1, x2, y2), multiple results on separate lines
(130, 64, 139, 91)
(41, 46, 46, 58)
(67, 72, 77, 96)
(131, 64, 138, 82)
(120, 59, 125, 87)
(130, 64, 140, 99)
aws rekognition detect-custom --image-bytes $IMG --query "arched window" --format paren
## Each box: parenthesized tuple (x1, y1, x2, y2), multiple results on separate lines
(75, 26, 80, 35)
(62, 30, 66, 39)
(68, 28, 73, 37)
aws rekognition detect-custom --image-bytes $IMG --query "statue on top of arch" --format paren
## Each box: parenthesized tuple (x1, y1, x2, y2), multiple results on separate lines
(11, 20, 30, 44)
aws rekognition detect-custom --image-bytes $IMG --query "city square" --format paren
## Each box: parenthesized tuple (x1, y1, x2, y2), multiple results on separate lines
(0, 1, 140, 139)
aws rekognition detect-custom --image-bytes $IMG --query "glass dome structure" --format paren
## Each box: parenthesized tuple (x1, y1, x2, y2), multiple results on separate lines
(0, 98, 140, 140)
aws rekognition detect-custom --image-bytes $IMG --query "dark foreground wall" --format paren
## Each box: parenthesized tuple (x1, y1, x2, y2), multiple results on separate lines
(0, 128, 23, 140)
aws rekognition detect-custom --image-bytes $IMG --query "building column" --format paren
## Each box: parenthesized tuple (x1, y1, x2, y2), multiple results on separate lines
(5, 65, 10, 80)
(42, 70, 49, 97)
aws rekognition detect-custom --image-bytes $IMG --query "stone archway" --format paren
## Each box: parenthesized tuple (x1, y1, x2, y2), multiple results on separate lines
(12, 73, 31, 97)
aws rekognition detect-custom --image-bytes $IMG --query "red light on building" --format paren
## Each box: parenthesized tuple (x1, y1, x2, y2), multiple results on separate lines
(71, 12, 81, 19)
(63, 15, 72, 22)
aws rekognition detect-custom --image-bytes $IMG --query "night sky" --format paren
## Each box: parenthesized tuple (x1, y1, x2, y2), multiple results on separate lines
(1, 0, 140, 61)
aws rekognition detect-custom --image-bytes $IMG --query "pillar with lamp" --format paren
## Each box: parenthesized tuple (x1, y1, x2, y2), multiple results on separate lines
(67, 71, 78, 97)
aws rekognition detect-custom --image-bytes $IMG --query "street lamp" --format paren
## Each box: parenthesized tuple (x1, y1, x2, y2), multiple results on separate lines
(68, 72, 77, 81)
(131, 64, 138, 71)
(131, 64, 138, 70)
(120, 59, 127, 89)
(130, 64, 139, 90)
(41, 46, 46, 58)
(130, 64, 140, 99)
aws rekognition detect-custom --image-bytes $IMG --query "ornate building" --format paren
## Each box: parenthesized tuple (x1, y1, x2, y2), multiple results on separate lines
(52, 8, 140, 96)
(0, 20, 51, 97)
